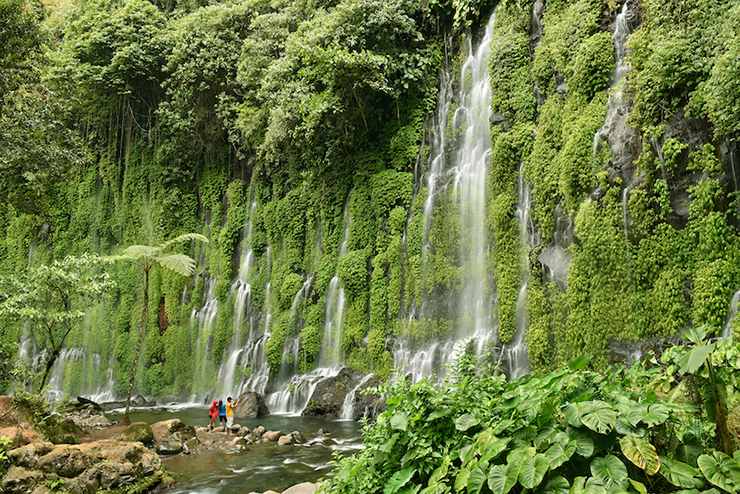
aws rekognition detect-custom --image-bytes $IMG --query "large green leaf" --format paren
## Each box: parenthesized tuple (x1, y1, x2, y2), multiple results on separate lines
(564, 428, 594, 457)
(429, 456, 450, 484)
(590, 455, 628, 489)
(507, 447, 536, 469)
(518, 454, 549, 490)
(568, 356, 593, 370)
(487, 464, 518, 494)
(427, 408, 451, 421)
(391, 411, 409, 431)
(626, 403, 648, 427)
(660, 457, 703, 489)
(628, 479, 647, 494)
(155, 253, 197, 276)
(697, 451, 740, 492)
(643, 404, 670, 427)
(615, 417, 647, 437)
(456, 413, 479, 431)
(467, 462, 489, 494)
(545, 442, 576, 470)
(678, 343, 715, 375)
(620, 435, 660, 475)
(565, 404, 583, 427)
(159, 233, 209, 251)
(683, 326, 707, 344)
(578, 401, 616, 434)
(383, 466, 416, 494)
(570, 477, 606, 494)
(536, 476, 570, 494)
(480, 438, 511, 462)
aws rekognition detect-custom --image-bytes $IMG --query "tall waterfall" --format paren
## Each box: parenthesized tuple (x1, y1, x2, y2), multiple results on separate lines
(394, 13, 498, 381)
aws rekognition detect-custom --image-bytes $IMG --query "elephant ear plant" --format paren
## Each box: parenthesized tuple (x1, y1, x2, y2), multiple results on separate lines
(324, 352, 740, 494)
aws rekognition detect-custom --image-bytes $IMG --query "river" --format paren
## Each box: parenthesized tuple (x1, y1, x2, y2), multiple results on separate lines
(107, 406, 364, 493)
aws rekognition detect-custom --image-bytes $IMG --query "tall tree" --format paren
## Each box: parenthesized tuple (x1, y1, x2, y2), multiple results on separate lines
(0, 254, 113, 391)
(112, 233, 207, 423)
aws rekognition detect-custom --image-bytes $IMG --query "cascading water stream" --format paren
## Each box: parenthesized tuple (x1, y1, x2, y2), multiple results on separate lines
(190, 277, 219, 399)
(394, 12, 497, 381)
(722, 290, 740, 339)
(503, 162, 534, 379)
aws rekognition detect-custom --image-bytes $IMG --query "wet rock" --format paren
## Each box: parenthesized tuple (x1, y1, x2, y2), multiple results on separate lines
(1, 466, 44, 494)
(253, 425, 265, 437)
(263, 430, 282, 442)
(131, 395, 151, 407)
(290, 431, 305, 444)
(302, 367, 356, 419)
(351, 378, 385, 422)
(231, 437, 248, 450)
(121, 422, 155, 445)
(151, 419, 198, 455)
(235, 392, 269, 418)
(277, 435, 293, 446)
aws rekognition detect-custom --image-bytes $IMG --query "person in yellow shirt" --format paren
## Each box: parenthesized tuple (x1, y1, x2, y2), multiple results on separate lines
(225, 396, 239, 435)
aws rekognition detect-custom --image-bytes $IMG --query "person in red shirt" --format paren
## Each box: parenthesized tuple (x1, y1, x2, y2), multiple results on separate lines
(209, 400, 219, 431)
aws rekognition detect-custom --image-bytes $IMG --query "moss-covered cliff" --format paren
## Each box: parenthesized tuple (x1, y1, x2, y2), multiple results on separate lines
(0, 0, 738, 399)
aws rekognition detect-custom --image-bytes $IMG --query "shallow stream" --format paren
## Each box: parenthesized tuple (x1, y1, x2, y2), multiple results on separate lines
(107, 406, 364, 494)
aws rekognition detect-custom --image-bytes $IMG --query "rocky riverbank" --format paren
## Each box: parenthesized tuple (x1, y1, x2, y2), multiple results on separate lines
(0, 395, 358, 494)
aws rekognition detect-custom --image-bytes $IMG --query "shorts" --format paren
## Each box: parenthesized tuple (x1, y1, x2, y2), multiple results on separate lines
(226, 416, 234, 428)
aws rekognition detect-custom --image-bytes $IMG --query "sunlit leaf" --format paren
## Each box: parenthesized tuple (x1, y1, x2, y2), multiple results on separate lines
(620, 435, 660, 475)
(660, 457, 702, 488)
(697, 451, 740, 492)
(578, 401, 616, 434)
(518, 454, 549, 490)
(487, 464, 518, 494)
(590, 455, 628, 489)
(456, 413, 479, 431)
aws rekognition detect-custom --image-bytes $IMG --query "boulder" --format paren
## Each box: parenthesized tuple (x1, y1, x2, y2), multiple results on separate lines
(253, 425, 265, 437)
(131, 395, 150, 407)
(235, 392, 269, 418)
(1, 466, 44, 494)
(36, 445, 92, 477)
(302, 367, 356, 419)
(121, 422, 155, 445)
(263, 430, 281, 442)
(351, 377, 385, 421)
(283, 482, 318, 494)
(151, 419, 198, 455)
(45, 417, 82, 445)
(7, 442, 54, 469)
(231, 437, 248, 450)
(290, 431, 305, 444)
(277, 435, 293, 446)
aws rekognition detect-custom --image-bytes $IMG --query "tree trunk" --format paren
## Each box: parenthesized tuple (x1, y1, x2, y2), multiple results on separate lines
(38, 347, 60, 392)
(124, 265, 149, 423)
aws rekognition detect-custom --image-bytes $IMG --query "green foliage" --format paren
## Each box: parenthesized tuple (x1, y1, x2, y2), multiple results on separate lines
(0, 254, 113, 390)
(324, 355, 728, 494)
(569, 32, 614, 100)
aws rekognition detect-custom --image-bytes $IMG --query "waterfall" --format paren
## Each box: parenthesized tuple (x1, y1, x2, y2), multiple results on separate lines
(339, 373, 373, 421)
(503, 162, 535, 378)
(217, 198, 259, 395)
(190, 277, 219, 399)
(395, 12, 497, 381)
(319, 205, 351, 368)
(723, 290, 740, 339)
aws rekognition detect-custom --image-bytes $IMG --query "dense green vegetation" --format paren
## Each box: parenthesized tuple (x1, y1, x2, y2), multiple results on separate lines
(0, 0, 739, 406)
(324, 343, 740, 494)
